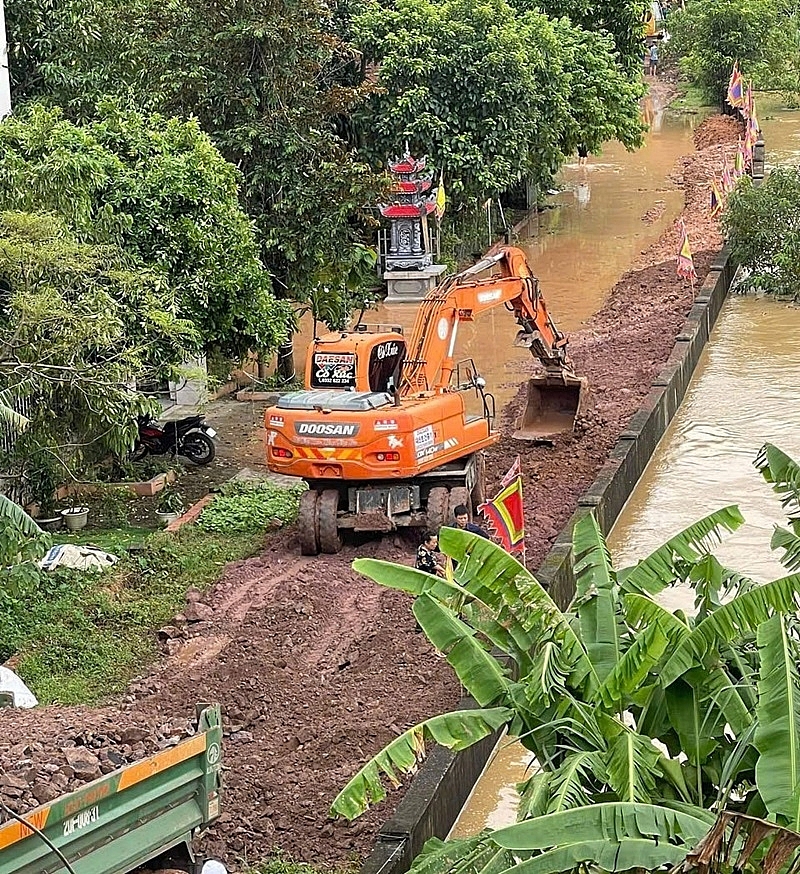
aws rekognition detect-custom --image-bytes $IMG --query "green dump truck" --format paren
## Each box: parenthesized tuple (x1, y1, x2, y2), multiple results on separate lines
(0, 703, 222, 874)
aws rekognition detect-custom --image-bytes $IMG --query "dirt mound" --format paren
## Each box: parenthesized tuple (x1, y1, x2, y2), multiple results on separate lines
(0, 707, 193, 811)
(693, 113, 743, 151)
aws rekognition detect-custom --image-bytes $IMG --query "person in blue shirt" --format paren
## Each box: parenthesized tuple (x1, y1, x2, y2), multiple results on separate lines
(453, 504, 490, 539)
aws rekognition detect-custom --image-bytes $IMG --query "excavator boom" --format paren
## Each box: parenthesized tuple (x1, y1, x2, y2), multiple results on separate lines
(402, 246, 585, 437)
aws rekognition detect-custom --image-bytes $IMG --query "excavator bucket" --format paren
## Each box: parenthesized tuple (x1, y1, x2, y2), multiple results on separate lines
(513, 375, 587, 439)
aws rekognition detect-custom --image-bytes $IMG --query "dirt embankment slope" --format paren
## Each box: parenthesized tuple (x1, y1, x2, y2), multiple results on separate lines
(0, 114, 741, 871)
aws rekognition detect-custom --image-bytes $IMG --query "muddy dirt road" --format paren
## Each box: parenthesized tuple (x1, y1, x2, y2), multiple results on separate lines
(0, 115, 742, 870)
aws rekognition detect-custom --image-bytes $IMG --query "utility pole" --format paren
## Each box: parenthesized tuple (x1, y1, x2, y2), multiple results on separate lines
(0, 0, 10, 118)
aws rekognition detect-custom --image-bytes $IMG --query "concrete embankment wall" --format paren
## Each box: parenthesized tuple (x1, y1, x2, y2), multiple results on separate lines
(361, 246, 736, 874)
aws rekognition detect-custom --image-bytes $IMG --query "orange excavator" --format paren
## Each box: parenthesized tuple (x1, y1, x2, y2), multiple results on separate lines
(264, 246, 586, 554)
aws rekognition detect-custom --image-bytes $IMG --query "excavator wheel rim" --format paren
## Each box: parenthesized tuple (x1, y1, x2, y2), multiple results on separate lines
(470, 453, 486, 513)
(449, 486, 471, 524)
(426, 486, 450, 531)
(318, 489, 343, 554)
(299, 490, 320, 555)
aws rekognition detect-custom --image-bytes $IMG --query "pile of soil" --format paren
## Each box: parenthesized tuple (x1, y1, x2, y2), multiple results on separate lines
(0, 113, 742, 871)
(692, 114, 744, 151)
(0, 708, 193, 811)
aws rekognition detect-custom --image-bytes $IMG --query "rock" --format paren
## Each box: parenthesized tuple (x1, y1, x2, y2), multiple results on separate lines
(119, 727, 149, 744)
(62, 748, 102, 781)
(186, 588, 203, 603)
(32, 781, 60, 804)
(184, 601, 215, 623)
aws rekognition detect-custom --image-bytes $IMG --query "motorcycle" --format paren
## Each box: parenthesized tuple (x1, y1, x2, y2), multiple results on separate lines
(132, 414, 217, 465)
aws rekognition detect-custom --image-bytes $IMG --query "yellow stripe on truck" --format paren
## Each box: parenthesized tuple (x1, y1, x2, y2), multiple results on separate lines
(117, 734, 207, 791)
(0, 808, 50, 850)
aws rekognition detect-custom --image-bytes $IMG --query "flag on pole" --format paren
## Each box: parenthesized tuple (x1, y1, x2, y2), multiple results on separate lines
(734, 141, 745, 176)
(676, 219, 697, 283)
(726, 61, 744, 108)
(743, 82, 754, 122)
(435, 173, 446, 221)
(710, 179, 723, 217)
(721, 165, 734, 194)
(478, 457, 525, 556)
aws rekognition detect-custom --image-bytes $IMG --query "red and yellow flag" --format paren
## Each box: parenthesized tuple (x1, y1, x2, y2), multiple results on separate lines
(478, 457, 525, 555)
(676, 219, 697, 283)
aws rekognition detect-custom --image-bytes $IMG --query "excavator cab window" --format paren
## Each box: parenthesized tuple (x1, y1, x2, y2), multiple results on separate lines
(311, 351, 357, 389)
(368, 339, 406, 394)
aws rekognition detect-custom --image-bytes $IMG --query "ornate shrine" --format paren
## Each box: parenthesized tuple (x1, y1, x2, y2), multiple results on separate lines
(380, 151, 436, 270)
(380, 149, 445, 302)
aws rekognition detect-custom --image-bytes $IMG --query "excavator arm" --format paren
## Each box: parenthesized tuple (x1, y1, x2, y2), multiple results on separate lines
(402, 246, 577, 395)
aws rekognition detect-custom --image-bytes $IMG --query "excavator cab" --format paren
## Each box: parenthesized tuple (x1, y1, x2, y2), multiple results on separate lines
(307, 328, 406, 396)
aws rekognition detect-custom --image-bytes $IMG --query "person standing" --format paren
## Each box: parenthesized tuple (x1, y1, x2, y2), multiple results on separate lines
(453, 504, 490, 539)
(577, 143, 589, 167)
(648, 42, 659, 77)
(415, 530, 446, 576)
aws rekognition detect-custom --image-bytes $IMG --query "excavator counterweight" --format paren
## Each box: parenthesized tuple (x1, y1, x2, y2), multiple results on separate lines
(264, 246, 587, 552)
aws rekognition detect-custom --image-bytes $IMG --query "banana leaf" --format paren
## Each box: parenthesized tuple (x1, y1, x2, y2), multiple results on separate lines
(771, 523, 800, 573)
(603, 729, 659, 802)
(0, 494, 42, 537)
(660, 572, 800, 687)
(756, 442, 800, 518)
(546, 750, 604, 812)
(329, 707, 512, 819)
(413, 593, 511, 706)
(754, 615, 800, 830)
(618, 506, 745, 596)
(571, 513, 621, 683)
(509, 839, 688, 874)
(0, 388, 29, 436)
(490, 801, 713, 848)
(595, 620, 670, 710)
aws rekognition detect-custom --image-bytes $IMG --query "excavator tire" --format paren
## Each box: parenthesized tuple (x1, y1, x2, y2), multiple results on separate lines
(427, 487, 450, 530)
(318, 489, 343, 554)
(471, 453, 486, 512)
(298, 490, 320, 556)
(449, 487, 471, 523)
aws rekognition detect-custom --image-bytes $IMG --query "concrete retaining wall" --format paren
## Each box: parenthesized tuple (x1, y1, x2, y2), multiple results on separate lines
(360, 245, 737, 874)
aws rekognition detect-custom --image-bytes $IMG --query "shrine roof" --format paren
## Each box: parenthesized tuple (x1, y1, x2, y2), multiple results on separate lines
(394, 180, 432, 193)
(390, 156, 427, 173)
(379, 202, 437, 218)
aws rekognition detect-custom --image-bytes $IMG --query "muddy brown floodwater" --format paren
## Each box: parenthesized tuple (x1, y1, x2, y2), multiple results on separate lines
(609, 296, 800, 602)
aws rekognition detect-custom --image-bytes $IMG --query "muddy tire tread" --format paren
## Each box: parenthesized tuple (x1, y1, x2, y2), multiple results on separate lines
(318, 489, 343, 554)
(471, 453, 486, 512)
(449, 486, 471, 523)
(298, 490, 320, 555)
(427, 486, 450, 530)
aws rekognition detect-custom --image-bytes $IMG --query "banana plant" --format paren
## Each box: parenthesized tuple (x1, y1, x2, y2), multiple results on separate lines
(332, 444, 800, 871)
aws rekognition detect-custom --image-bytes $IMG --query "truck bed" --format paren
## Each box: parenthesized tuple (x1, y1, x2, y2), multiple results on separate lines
(0, 704, 222, 874)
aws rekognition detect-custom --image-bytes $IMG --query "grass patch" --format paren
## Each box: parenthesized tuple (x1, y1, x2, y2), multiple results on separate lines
(197, 480, 306, 533)
(669, 82, 715, 113)
(245, 853, 357, 874)
(3, 525, 263, 704)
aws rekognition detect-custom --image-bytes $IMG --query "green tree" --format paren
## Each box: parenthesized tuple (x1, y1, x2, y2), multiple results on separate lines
(351, 0, 643, 209)
(4, 0, 385, 340)
(331, 443, 800, 870)
(724, 169, 800, 300)
(667, 0, 799, 105)
(0, 104, 291, 360)
(0, 211, 196, 467)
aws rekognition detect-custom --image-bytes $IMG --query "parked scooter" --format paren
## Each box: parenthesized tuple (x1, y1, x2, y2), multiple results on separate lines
(132, 414, 217, 465)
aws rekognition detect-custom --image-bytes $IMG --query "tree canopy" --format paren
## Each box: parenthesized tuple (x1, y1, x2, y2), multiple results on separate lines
(350, 0, 643, 208)
(0, 211, 195, 466)
(0, 103, 291, 359)
(724, 168, 800, 300)
(667, 0, 799, 104)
